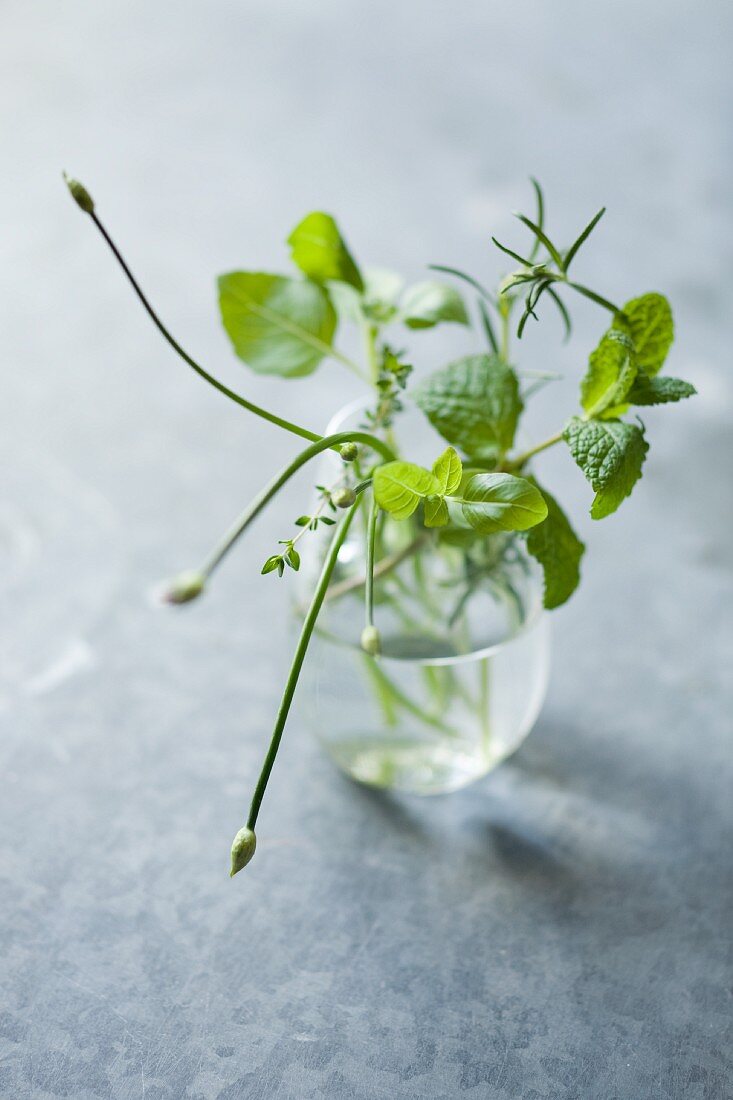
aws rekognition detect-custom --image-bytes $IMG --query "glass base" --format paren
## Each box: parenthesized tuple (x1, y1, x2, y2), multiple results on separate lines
(324, 735, 499, 795)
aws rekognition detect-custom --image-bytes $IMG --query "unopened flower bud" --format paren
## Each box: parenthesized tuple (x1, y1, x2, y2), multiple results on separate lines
(63, 172, 95, 214)
(230, 826, 257, 876)
(163, 569, 205, 605)
(361, 625, 381, 656)
(339, 442, 358, 462)
(332, 487, 356, 509)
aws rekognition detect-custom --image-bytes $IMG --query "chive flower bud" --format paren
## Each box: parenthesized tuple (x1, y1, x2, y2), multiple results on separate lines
(339, 442, 358, 462)
(63, 173, 95, 214)
(230, 826, 257, 876)
(163, 569, 206, 605)
(332, 487, 356, 509)
(360, 625, 381, 656)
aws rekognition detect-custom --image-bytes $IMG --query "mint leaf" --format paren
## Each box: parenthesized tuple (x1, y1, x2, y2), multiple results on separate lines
(460, 473, 547, 534)
(373, 461, 441, 519)
(580, 330, 637, 418)
(432, 447, 462, 495)
(564, 416, 648, 519)
(617, 293, 673, 377)
(218, 272, 336, 377)
(526, 483, 585, 609)
(413, 354, 523, 459)
(287, 212, 364, 291)
(424, 496, 449, 527)
(626, 375, 696, 406)
(400, 281, 469, 329)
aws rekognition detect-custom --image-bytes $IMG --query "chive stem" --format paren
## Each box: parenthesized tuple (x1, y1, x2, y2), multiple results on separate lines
(88, 211, 322, 444)
(246, 502, 360, 830)
(198, 433, 394, 580)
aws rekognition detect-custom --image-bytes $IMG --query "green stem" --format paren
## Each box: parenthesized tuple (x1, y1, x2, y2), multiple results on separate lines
(499, 298, 512, 362)
(246, 503, 359, 829)
(199, 432, 394, 578)
(89, 211, 322, 444)
(363, 322, 380, 387)
(507, 431, 563, 470)
(364, 496, 379, 631)
(360, 655, 458, 738)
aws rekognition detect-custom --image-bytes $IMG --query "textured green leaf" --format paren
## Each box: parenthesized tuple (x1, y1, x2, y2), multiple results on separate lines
(424, 496, 449, 527)
(617, 293, 673, 377)
(460, 473, 547, 534)
(432, 447, 462, 495)
(413, 355, 523, 459)
(287, 212, 363, 291)
(373, 461, 441, 520)
(564, 416, 649, 519)
(400, 281, 469, 329)
(626, 375, 696, 406)
(218, 272, 336, 377)
(580, 330, 637, 418)
(526, 482, 585, 609)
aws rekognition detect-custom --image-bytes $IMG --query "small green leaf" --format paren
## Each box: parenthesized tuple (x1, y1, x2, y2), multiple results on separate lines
(261, 555, 282, 575)
(413, 354, 523, 459)
(432, 447, 462, 495)
(373, 461, 441, 520)
(295, 515, 311, 527)
(424, 496, 449, 527)
(564, 207, 606, 270)
(400, 281, 469, 329)
(218, 272, 336, 378)
(580, 330, 637, 418)
(460, 473, 547, 534)
(617, 293, 673, 377)
(564, 416, 649, 519)
(526, 482, 585, 609)
(287, 212, 364, 291)
(626, 375, 696, 405)
(286, 546, 301, 571)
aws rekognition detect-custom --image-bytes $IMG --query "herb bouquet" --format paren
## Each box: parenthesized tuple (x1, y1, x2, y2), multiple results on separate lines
(64, 177, 694, 876)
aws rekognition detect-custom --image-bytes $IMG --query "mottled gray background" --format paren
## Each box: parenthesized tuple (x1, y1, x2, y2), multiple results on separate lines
(1, 1, 731, 1097)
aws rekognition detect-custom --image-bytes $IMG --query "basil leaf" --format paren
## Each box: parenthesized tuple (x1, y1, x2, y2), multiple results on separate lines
(287, 212, 364, 291)
(424, 496, 449, 528)
(432, 447, 462, 495)
(580, 330, 637, 418)
(400, 281, 469, 329)
(373, 461, 441, 519)
(218, 272, 336, 378)
(626, 375, 696, 406)
(617, 293, 673, 377)
(460, 473, 547, 534)
(413, 354, 523, 459)
(526, 482, 585, 609)
(564, 416, 648, 519)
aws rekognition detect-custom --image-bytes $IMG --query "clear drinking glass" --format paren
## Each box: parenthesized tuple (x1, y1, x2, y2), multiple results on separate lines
(298, 401, 551, 795)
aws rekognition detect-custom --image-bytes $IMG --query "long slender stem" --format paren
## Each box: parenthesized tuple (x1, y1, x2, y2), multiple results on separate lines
(507, 431, 563, 470)
(364, 496, 379, 631)
(88, 212, 323, 444)
(199, 431, 394, 578)
(246, 503, 359, 829)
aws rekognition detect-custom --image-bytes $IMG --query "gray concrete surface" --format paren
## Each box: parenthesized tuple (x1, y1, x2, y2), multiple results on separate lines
(1, 1, 731, 1096)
